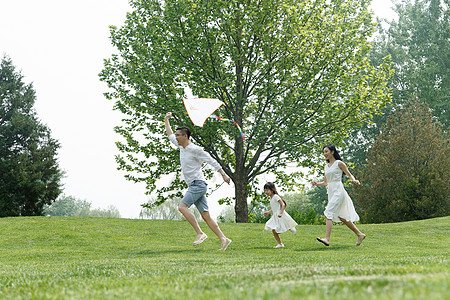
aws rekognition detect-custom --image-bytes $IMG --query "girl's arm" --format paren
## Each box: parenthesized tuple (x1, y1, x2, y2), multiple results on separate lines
(338, 161, 360, 185)
(263, 209, 273, 216)
(277, 200, 285, 218)
(312, 175, 328, 187)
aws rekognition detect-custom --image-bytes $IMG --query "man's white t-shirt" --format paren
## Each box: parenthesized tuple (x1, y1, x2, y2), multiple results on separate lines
(169, 134, 221, 185)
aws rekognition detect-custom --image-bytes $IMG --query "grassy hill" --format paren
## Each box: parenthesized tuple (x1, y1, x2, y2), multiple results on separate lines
(0, 216, 448, 299)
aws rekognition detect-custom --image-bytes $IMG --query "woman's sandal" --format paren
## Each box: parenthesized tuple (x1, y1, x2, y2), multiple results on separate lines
(316, 237, 330, 246)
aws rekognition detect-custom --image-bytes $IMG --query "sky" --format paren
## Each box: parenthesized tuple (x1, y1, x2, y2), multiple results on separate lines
(0, 0, 397, 219)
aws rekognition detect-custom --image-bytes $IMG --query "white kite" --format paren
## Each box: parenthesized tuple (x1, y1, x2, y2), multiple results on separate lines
(182, 97, 246, 140)
(183, 97, 224, 127)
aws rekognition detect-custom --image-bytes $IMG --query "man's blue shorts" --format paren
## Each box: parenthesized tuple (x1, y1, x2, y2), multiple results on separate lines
(181, 180, 208, 214)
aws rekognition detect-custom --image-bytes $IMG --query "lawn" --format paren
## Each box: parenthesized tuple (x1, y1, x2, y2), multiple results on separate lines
(0, 216, 448, 299)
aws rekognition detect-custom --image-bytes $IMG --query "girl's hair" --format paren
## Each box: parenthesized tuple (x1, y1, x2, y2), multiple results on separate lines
(263, 182, 287, 207)
(323, 144, 345, 176)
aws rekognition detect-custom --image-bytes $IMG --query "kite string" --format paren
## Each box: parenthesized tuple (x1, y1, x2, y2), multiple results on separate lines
(210, 114, 245, 140)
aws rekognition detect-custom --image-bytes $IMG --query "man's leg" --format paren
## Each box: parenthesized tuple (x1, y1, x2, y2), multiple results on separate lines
(178, 203, 203, 235)
(201, 211, 225, 240)
(200, 210, 231, 251)
(180, 181, 209, 245)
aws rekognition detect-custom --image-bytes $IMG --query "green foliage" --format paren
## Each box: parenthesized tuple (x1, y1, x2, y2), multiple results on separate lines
(44, 195, 121, 218)
(217, 204, 235, 223)
(383, 0, 449, 128)
(99, 0, 392, 222)
(0, 216, 448, 299)
(284, 192, 326, 225)
(0, 56, 63, 217)
(353, 99, 449, 223)
(344, 0, 449, 166)
(247, 198, 271, 223)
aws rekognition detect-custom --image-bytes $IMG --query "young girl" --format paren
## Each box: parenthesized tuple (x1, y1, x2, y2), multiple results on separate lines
(312, 144, 366, 247)
(263, 182, 298, 248)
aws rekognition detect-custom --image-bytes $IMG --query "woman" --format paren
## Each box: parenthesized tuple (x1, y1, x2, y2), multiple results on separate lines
(312, 144, 366, 246)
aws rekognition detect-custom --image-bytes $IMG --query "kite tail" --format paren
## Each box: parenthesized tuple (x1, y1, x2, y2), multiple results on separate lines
(210, 115, 245, 140)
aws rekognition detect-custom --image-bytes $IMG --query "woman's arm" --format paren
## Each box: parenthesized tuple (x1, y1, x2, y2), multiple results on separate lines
(312, 175, 328, 187)
(338, 161, 360, 185)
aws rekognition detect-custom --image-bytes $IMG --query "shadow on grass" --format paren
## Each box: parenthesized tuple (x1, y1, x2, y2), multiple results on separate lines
(133, 248, 205, 256)
(247, 246, 275, 250)
(293, 245, 354, 252)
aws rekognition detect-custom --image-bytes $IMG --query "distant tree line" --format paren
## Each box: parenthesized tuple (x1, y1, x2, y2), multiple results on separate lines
(44, 195, 121, 218)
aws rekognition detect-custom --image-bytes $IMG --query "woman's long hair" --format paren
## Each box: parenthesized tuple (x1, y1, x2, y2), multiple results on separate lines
(323, 144, 345, 177)
(263, 182, 287, 207)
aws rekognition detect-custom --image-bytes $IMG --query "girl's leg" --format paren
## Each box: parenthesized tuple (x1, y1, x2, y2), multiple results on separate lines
(338, 217, 366, 246)
(272, 230, 282, 245)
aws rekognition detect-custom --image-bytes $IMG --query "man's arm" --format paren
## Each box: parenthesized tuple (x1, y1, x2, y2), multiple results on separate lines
(195, 148, 231, 185)
(164, 112, 174, 136)
(218, 168, 231, 184)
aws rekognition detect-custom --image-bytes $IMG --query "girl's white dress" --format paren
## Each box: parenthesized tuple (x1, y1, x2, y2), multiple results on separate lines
(324, 160, 359, 222)
(264, 194, 298, 233)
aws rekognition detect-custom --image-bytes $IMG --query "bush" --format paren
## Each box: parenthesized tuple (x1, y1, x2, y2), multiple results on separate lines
(353, 99, 449, 223)
(217, 205, 235, 223)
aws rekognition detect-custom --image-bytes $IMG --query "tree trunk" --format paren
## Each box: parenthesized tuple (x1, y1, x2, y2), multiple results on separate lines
(233, 8, 248, 223)
(234, 172, 248, 223)
(234, 122, 248, 222)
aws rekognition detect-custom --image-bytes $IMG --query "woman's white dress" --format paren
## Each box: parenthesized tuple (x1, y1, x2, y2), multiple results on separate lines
(264, 194, 298, 233)
(324, 160, 359, 222)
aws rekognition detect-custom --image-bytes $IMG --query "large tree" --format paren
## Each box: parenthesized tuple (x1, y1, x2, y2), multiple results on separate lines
(100, 0, 391, 222)
(0, 56, 63, 217)
(353, 99, 449, 223)
(344, 0, 449, 166)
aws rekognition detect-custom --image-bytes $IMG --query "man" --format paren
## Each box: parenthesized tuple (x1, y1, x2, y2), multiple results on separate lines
(164, 112, 232, 251)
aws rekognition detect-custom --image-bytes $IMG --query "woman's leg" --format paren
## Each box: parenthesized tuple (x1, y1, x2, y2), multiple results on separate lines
(325, 218, 332, 241)
(339, 217, 366, 246)
(317, 218, 332, 246)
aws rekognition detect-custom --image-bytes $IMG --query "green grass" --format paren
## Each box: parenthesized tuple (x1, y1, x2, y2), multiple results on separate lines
(0, 216, 448, 299)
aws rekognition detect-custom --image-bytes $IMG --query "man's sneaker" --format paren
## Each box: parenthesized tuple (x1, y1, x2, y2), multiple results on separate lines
(273, 243, 284, 248)
(193, 233, 208, 246)
(219, 238, 232, 251)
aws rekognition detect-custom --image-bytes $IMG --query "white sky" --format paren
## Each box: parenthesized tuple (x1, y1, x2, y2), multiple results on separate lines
(0, 0, 396, 219)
